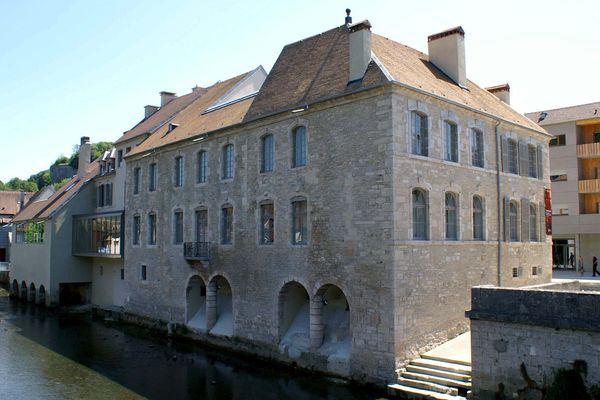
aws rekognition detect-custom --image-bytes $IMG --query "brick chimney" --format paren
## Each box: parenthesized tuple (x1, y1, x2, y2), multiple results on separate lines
(78, 136, 91, 178)
(428, 26, 467, 88)
(160, 91, 176, 107)
(486, 84, 511, 105)
(348, 16, 372, 83)
(144, 105, 159, 119)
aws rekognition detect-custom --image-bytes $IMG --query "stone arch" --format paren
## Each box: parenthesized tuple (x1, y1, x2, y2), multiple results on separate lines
(20, 281, 27, 300)
(38, 285, 46, 306)
(11, 279, 18, 297)
(28, 282, 36, 303)
(186, 275, 207, 330)
(207, 275, 233, 336)
(311, 284, 351, 359)
(278, 281, 310, 357)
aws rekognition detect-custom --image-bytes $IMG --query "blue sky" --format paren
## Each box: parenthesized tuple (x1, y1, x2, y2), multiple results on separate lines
(1, 0, 598, 182)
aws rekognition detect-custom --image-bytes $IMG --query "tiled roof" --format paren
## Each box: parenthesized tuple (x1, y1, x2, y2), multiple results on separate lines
(0, 191, 33, 217)
(525, 102, 600, 126)
(12, 161, 99, 223)
(114, 87, 208, 145)
(127, 71, 257, 157)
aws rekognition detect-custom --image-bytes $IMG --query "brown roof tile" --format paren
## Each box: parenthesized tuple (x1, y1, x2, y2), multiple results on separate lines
(115, 87, 208, 145)
(12, 161, 99, 223)
(525, 102, 600, 126)
(0, 192, 33, 217)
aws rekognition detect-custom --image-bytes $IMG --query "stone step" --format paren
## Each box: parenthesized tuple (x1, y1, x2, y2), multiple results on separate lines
(421, 353, 471, 367)
(388, 383, 466, 400)
(410, 358, 472, 375)
(406, 364, 471, 382)
(401, 371, 472, 390)
(397, 377, 458, 396)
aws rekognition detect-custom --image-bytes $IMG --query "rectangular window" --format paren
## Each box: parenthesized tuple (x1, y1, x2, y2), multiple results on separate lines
(221, 206, 233, 244)
(444, 121, 458, 162)
(117, 150, 123, 167)
(291, 199, 307, 245)
(174, 156, 183, 187)
(261, 135, 274, 172)
(528, 145, 537, 178)
(148, 213, 157, 245)
(550, 174, 567, 182)
(98, 185, 105, 207)
(260, 203, 274, 244)
(141, 265, 147, 281)
(411, 112, 428, 156)
(105, 183, 112, 206)
(133, 215, 140, 245)
(126, 147, 131, 153)
(195, 209, 208, 242)
(292, 127, 307, 167)
(222, 144, 234, 179)
(549, 134, 566, 146)
(508, 139, 519, 174)
(197, 151, 207, 183)
(120, 268, 125, 280)
(471, 129, 484, 167)
(133, 167, 140, 194)
(149, 163, 157, 192)
(72, 214, 122, 255)
(174, 210, 183, 244)
(16, 222, 44, 244)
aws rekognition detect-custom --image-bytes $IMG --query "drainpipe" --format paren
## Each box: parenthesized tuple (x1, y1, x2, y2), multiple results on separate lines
(495, 120, 502, 287)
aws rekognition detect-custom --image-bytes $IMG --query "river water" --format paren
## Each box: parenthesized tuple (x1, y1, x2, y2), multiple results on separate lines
(0, 292, 383, 400)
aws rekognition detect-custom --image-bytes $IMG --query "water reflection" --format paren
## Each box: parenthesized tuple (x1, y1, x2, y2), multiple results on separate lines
(0, 296, 380, 400)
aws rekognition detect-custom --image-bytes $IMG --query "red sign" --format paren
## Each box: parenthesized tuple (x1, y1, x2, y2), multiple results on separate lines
(544, 188, 552, 235)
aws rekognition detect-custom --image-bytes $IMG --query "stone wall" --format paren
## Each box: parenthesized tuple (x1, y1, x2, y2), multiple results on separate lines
(469, 283, 600, 399)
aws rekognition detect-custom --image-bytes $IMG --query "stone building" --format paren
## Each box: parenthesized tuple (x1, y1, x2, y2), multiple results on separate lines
(526, 102, 600, 273)
(122, 17, 552, 384)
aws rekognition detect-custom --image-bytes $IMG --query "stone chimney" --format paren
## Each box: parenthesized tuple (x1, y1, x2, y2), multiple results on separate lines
(160, 91, 176, 107)
(78, 136, 91, 178)
(348, 17, 372, 83)
(486, 84, 511, 105)
(428, 26, 467, 88)
(144, 105, 159, 119)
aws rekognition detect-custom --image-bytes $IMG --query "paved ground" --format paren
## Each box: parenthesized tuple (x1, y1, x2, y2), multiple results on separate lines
(553, 269, 600, 281)
(423, 332, 471, 365)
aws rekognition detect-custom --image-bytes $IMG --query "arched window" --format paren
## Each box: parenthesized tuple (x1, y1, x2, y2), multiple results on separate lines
(173, 209, 183, 244)
(292, 127, 307, 167)
(222, 144, 234, 179)
(261, 134, 274, 173)
(174, 156, 184, 187)
(471, 129, 484, 167)
(412, 189, 428, 240)
(197, 151, 208, 183)
(507, 139, 518, 174)
(473, 196, 484, 240)
(411, 112, 428, 156)
(291, 197, 307, 245)
(445, 192, 458, 240)
(529, 204, 538, 241)
(221, 205, 233, 244)
(443, 121, 458, 162)
(148, 212, 157, 245)
(509, 202, 519, 241)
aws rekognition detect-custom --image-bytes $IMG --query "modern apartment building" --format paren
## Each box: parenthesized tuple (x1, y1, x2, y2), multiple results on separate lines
(526, 102, 600, 272)
(122, 17, 552, 383)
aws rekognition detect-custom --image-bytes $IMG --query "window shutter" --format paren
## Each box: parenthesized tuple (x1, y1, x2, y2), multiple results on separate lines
(519, 141, 528, 177)
(539, 201, 546, 242)
(501, 136, 509, 173)
(537, 145, 543, 180)
(503, 196, 511, 241)
(521, 198, 530, 242)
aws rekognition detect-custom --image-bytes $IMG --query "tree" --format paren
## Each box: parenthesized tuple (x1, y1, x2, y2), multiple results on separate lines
(69, 141, 112, 169)
(53, 178, 71, 191)
(53, 155, 69, 166)
(29, 171, 51, 189)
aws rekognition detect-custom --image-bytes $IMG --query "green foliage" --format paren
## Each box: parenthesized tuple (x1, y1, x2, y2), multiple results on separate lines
(53, 155, 69, 166)
(29, 170, 51, 189)
(0, 180, 5, 191)
(4, 177, 38, 192)
(590, 384, 600, 400)
(23, 222, 44, 243)
(69, 141, 113, 169)
(545, 361, 590, 400)
(53, 178, 71, 191)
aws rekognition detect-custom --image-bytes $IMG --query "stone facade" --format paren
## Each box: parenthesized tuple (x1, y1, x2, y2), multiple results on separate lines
(469, 282, 600, 399)
(124, 82, 551, 384)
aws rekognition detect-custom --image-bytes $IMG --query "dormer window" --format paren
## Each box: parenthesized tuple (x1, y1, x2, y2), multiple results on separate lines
(168, 123, 179, 132)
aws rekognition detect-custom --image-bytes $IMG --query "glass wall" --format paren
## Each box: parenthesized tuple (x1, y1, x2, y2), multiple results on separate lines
(73, 213, 123, 257)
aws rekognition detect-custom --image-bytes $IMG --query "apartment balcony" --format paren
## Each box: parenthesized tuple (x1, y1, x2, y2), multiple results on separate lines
(576, 142, 600, 159)
(183, 242, 210, 262)
(578, 179, 600, 194)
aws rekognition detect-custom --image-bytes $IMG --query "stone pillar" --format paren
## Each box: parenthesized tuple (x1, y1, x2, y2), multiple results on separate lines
(310, 294, 324, 350)
(206, 281, 217, 330)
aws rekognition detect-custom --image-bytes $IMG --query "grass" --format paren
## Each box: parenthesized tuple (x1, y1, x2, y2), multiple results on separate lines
(0, 287, 9, 297)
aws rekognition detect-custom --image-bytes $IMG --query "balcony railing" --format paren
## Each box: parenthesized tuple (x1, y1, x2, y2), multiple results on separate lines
(183, 242, 210, 261)
(576, 142, 600, 159)
(579, 179, 600, 194)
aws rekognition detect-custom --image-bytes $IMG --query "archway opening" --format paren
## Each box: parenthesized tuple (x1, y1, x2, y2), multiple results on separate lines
(186, 275, 207, 330)
(20, 281, 27, 300)
(11, 279, 18, 297)
(207, 276, 233, 336)
(28, 283, 36, 303)
(278, 282, 310, 357)
(38, 285, 46, 306)
(315, 284, 350, 359)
